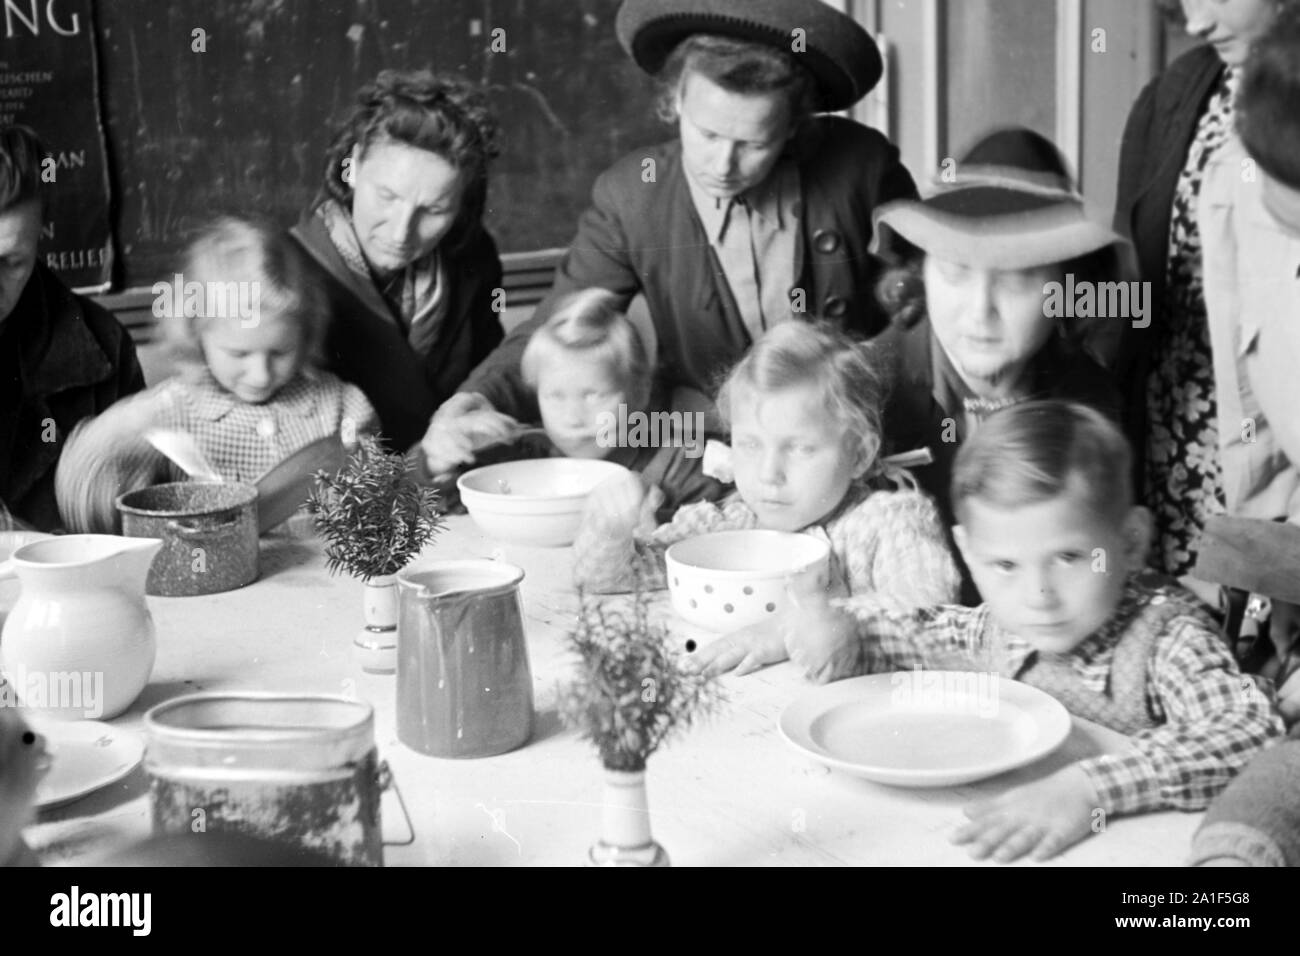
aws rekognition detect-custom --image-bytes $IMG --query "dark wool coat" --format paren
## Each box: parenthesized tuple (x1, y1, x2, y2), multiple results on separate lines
(460, 115, 918, 421)
(0, 263, 145, 531)
(291, 212, 505, 451)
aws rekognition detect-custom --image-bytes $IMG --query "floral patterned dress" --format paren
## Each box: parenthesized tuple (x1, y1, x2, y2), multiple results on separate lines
(1144, 67, 1239, 578)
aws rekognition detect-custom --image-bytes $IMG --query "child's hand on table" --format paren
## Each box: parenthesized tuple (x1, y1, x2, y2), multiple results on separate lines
(0, 707, 47, 867)
(786, 606, 860, 684)
(688, 571, 855, 679)
(951, 764, 1100, 863)
(784, 570, 858, 684)
(687, 618, 787, 676)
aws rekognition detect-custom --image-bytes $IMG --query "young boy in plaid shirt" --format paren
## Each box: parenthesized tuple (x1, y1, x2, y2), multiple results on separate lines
(786, 400, 1285, 863)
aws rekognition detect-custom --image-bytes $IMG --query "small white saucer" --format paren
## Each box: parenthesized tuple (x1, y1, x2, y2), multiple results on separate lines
(28, 717, 145, 809)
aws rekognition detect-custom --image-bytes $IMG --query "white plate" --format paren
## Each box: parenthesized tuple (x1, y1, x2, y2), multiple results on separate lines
(779, 672, 1071, 788)
(28, 718, 145, 809)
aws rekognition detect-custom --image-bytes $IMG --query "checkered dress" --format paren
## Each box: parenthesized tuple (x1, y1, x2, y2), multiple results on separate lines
(835, 575, 1284, 814)
(153, 371, 378, 483)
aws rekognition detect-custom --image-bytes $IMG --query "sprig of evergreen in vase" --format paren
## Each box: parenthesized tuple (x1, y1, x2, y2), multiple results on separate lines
(559, 573, 724, 772)
(307, 435, 444, 580)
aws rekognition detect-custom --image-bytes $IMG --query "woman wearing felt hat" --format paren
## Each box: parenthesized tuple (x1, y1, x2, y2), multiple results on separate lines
(872, 128, 1129, 601)
(422, 0, 916, 478)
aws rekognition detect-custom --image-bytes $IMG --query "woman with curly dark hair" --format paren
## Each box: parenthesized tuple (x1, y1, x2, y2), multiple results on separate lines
(290, 69, 505, 451)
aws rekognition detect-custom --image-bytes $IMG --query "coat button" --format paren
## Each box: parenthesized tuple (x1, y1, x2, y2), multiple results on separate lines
(257, 417, 277, 439)
(823, 296, 848, 318)
(813, 229, 841, 254)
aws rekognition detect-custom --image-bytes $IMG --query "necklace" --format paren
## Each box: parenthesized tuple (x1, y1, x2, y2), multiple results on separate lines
(962, 394, 1029, 417)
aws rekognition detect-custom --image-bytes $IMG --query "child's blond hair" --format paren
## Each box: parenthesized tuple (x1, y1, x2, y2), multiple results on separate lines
(520, 288, 651, 404)
(716, 321, 891, 476)
(162, 217, 327, 381)
(951, 400, 1132, 524)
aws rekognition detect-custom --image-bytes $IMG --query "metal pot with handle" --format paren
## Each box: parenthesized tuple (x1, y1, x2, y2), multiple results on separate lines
(144, 693, 413, 867)
(117, 482, 259, 596)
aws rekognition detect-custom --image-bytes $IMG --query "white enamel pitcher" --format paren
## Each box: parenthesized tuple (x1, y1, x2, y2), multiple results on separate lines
(0, 535, 163, 720)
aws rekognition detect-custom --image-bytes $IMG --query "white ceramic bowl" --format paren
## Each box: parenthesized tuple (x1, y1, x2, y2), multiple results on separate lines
(457, 458, 630, 547)
(665, 530, 832, 632)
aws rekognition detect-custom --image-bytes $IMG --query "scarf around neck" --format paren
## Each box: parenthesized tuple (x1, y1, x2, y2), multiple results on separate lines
(315, 198, 448, 356)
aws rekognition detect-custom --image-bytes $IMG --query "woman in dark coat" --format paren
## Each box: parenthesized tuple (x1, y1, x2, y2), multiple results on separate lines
(1113, 0, 1290, 589)
(290, 70, 505, 452)
(421, 0, 915, 478)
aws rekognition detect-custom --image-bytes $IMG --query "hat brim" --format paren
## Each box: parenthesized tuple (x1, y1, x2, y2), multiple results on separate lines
(873, 201, 1127, 271)
(615, 0, 883, 112)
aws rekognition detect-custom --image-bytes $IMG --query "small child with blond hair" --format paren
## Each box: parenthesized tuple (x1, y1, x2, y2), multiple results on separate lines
(787, 400, 1284, 862)
(577, 320, 961, 673)
(57, 217, 377, 531)
(445, 287, 727, 517)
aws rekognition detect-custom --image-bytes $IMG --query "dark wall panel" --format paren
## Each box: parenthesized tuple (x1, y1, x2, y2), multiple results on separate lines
(92, 0, 662, 286)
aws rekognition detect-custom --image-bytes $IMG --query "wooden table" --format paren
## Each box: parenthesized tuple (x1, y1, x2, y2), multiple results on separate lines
(13, 516, 1204, 867)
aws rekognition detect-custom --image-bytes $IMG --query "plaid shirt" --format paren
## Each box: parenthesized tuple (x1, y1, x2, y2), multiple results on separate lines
(154, 371, 378, 483)
(837, 576, 1285, 814)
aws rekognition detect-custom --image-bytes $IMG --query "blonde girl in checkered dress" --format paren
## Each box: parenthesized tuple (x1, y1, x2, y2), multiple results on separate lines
(57, 218, 377, 532)
(574, 320, 961, 673)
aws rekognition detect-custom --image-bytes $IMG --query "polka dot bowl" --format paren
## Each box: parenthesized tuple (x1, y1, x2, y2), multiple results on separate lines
(665, 530, 832, 632)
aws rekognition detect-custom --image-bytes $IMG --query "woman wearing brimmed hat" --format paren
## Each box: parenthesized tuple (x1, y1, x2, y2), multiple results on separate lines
(422, 0, 915, 478)
(873, 128, 1128, 600)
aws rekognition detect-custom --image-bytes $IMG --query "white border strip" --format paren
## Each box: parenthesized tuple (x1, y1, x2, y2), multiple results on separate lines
(922, 0, 942, 179)
(1056, 0, 1084, 184)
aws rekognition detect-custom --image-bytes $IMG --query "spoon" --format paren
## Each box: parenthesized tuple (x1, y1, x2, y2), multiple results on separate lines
(146, 429, 222, 482)
(473, 424, 550, 456)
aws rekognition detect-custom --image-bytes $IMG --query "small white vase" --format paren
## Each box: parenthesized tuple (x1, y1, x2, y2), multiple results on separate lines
(587, 767, 670, 867)
(353, 574, 397, 674)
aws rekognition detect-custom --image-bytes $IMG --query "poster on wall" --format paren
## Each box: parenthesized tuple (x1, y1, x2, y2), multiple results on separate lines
(0, 0, 113, 291)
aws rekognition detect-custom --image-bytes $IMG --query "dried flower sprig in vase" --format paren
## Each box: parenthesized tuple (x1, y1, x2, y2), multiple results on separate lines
(559, 577, 724, 866)
(307, 436, 444, 673)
